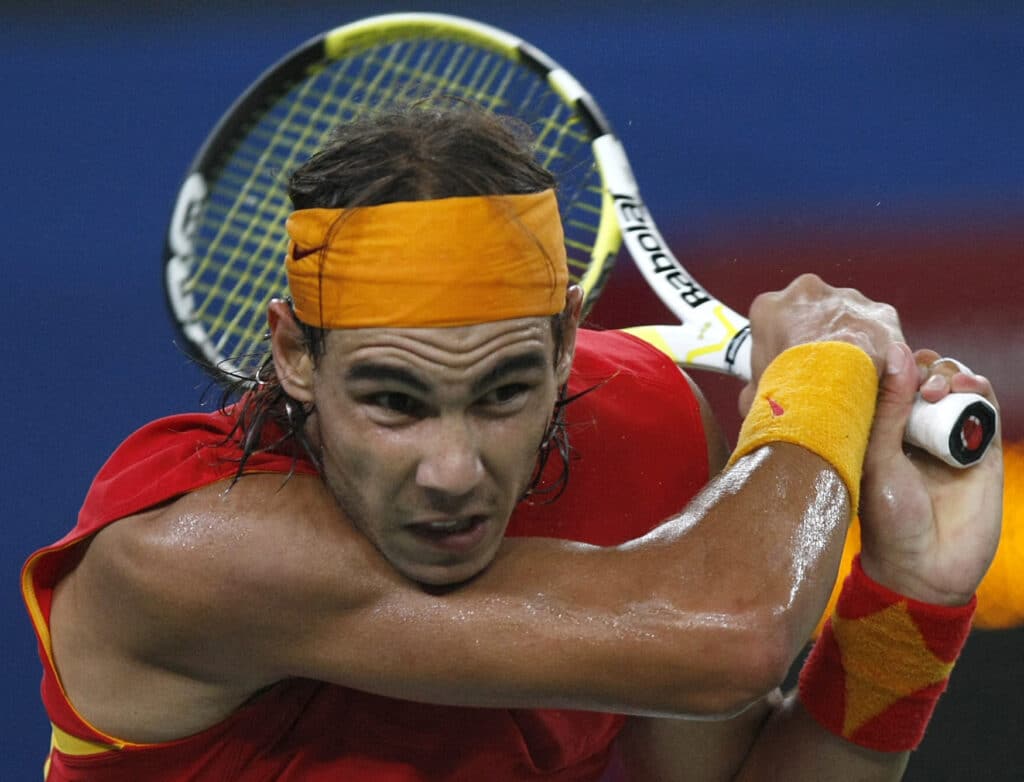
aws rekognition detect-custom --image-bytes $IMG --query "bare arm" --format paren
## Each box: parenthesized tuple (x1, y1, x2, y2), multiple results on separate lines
(617, 690, 909, 782)
(90, 439, 847, 716)
(614, 348, 1002, 781)
(51, 274, 898, 742)
(49, 366, 851, 744)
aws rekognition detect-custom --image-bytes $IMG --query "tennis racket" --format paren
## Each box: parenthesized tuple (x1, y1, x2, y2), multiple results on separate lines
(164, 11, 997, 468)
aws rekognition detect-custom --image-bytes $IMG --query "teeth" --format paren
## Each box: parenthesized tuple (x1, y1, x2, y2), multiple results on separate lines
(426, 519, 473, 533)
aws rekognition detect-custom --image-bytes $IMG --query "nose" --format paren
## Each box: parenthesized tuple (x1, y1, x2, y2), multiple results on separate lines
(415, 416, 485, 497)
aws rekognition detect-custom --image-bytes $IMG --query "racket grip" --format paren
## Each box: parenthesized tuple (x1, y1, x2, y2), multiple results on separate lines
(623, 324, 997, 468)
(905, 392, 998, 468)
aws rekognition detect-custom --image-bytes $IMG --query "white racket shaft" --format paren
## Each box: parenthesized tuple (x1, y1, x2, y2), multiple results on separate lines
(590, 137, 997, 469)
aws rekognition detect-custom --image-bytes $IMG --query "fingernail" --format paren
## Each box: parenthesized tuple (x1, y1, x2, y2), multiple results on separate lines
(923, 374, 946, 392)
(886, 343, 906, 374)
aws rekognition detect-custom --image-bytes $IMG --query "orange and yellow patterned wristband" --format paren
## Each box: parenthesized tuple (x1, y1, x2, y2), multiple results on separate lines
(798, 555, 975, 752)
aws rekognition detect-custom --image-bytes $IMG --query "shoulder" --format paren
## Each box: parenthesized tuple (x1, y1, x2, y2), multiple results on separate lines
(570, 328, 729, 474)
(507, 329, 725, 543)
(49, 471, 391, 740)
(571, 328, 689, 389)
(96, 471, 380, 624)
(55, 404, 373, 699)
(568, 328, 710, 443)
(68, 471, 387, 689)
(78, 405, 317, 532)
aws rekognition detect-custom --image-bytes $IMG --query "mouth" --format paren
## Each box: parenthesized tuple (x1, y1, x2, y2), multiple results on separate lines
(406, 515, 490, 553)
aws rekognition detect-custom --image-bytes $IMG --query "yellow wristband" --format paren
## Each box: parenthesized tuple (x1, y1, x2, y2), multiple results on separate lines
(728, 342, 878, 510)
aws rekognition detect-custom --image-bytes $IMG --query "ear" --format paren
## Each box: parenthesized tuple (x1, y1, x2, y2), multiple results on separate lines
(555, 285, 584, 386)
(268, 299, 315, 403)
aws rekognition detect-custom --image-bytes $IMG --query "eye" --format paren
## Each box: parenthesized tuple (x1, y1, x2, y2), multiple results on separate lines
(364, 392, 427, 419)
(480, 383, 531, 408)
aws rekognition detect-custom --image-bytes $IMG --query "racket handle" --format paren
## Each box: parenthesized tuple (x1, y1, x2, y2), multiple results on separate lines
(623, 324, 997, 468)
(905, 392, 997, 468)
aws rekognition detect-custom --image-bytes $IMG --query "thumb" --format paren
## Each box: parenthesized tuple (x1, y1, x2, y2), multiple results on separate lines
(867, 342, 919, 459)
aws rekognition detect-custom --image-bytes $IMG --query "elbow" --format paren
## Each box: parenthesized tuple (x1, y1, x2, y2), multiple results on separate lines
(722, 624, 794, 714)
(697, 577, 825, 715)
(675, 613, 797, 718)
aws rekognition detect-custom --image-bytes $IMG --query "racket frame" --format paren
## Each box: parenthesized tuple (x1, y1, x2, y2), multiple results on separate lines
(163, 11, 995, 467)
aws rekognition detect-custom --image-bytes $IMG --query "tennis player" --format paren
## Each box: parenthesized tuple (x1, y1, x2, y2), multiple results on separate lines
(24, 105, 1002, 781)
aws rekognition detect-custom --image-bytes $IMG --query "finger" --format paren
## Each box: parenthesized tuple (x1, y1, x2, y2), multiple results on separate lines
(914, 348, 941, 382)
(868, 342, 920, 459)
(915, 350, 992, 403)
(915, 350, 961, 402)
(949, 371, 995, 400)
(930, 357, 973, 374)
(919, 372, 951, 403)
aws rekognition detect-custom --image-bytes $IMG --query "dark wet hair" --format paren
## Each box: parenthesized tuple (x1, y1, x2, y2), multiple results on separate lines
(222, 100, 577, 498)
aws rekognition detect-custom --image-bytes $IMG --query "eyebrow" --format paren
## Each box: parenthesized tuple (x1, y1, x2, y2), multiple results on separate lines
(345, 363, 431, 394)
(471, 352, 549, 395)
(344, 351, 550, 396)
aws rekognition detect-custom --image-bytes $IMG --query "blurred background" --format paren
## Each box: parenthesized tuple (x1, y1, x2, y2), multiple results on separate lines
(4, 1, 1021, 778)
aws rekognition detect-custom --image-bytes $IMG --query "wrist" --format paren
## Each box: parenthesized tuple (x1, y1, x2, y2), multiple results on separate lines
(859, 552, 976, 608)
(729, 341, 879, 509)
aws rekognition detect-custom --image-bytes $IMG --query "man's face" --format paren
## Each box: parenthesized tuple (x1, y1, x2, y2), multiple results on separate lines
(306, 316, 571, 586)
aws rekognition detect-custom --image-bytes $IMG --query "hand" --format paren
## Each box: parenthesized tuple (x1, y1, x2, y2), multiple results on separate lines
(739, 274, 904, 416)
(858, 343, 1003, 605)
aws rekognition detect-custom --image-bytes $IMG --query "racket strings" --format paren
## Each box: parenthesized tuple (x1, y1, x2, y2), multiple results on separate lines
(185, 34, 607, 378)
(196, 64, 340, 354)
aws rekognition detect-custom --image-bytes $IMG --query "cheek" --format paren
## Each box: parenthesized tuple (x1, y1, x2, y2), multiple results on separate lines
(314, 404, 411, 508)
(487, 404, 558, 481)
(323, 420, 408, 486)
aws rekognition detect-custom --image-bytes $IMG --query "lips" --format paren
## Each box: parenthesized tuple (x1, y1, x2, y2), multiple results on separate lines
(417, 517, 479, 534)
(406, 515, 490, 553)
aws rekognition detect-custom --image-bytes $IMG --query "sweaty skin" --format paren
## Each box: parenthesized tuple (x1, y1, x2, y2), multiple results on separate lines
(298, 316, 568, 586)
(47, 274, 1001, 782)
(619, 341, 1002, 782)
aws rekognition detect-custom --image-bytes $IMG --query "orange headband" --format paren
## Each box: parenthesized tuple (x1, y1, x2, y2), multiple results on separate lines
(285, 190, 568, 329)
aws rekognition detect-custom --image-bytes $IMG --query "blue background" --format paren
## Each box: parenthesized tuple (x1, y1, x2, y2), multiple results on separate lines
(4, 2, 1022, 778)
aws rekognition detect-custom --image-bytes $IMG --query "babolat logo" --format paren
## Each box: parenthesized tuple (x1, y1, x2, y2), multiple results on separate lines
(613, 193, 711, 309)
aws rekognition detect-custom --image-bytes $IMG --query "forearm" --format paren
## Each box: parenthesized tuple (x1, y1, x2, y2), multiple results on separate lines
(605, 442, 852, 708)
(616, 690, 906, 782)
(734, 554, 977, 781)
(734, 692, 908, 781)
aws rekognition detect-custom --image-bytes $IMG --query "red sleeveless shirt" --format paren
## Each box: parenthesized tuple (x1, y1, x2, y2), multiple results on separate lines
(23, 329, 710, 781)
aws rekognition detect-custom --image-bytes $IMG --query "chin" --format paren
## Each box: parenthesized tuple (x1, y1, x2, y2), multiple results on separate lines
(396, 536, 504, 589)
(389, 516, 509, 588)
(402, 557, 492, 589)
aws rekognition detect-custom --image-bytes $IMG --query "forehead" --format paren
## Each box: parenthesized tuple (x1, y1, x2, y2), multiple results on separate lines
(319, 316, 556, 379)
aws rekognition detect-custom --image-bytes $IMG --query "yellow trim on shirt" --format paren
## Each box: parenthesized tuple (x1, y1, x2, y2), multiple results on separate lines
(51, 722, 122, 756)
